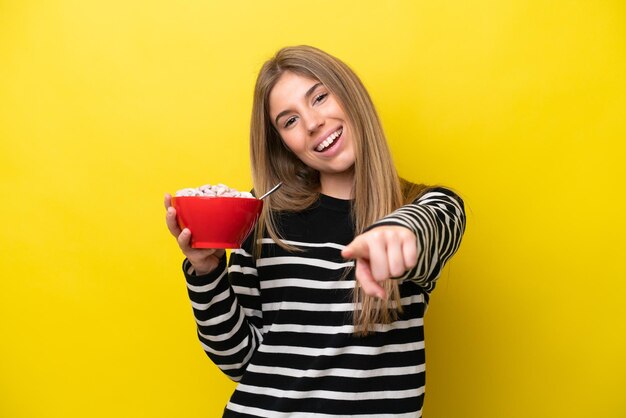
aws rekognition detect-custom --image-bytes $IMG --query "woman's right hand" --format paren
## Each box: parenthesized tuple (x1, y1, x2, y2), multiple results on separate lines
(164, 193, 226, 276)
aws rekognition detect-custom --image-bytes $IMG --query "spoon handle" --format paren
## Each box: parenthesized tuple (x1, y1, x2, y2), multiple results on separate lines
(259, 182, 283, 200)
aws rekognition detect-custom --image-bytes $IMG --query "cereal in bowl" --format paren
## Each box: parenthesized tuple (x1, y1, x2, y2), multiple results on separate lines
(175, 183, 254, 198)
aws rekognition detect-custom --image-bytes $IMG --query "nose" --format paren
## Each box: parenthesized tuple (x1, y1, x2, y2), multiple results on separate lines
(303, 109, 324, 134)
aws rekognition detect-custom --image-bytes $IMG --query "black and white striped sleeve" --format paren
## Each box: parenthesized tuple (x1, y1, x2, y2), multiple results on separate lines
(366, 187, 466, 292)
(183, 243, 263, 382)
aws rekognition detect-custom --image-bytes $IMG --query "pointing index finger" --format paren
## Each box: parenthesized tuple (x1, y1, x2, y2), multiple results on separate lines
(342, 238, 370, 260)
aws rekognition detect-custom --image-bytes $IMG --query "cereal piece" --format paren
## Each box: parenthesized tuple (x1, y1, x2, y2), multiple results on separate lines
(175, 188, 197, 197)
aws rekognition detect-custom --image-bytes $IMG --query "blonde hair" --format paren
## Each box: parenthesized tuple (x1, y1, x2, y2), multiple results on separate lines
(249, 45, 428, 335)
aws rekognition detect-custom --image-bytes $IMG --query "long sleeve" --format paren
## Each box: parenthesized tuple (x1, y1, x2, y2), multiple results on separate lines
(366, 187, 466, 293)
(183, 240, 263, 382)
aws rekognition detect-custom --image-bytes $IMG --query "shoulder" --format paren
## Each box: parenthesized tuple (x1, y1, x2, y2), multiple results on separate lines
(419, 186, 464, 205)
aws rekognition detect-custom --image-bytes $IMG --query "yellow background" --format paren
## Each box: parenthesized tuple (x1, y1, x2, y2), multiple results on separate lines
(1, 1, 625, 417)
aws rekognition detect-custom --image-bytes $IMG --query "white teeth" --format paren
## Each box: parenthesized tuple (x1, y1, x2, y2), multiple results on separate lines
(317, 138, 333, 152)
(316, 141, 329, 152)
(316, 128, 343, 152)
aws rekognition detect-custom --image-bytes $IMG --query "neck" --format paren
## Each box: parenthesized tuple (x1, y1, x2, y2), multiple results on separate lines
(320, 169, 354, 200)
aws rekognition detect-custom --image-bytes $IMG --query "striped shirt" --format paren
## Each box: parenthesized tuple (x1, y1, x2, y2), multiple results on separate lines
(183, 187, 466, 417)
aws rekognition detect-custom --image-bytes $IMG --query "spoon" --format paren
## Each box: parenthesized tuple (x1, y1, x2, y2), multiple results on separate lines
(259, 182, 283, 200)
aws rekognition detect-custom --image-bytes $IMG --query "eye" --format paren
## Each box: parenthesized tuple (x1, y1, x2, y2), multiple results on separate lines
(313, 92, 328, 105)
(284, 116, 297, 128)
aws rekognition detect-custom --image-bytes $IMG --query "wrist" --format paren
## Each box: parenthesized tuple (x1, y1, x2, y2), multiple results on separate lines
(187, 253, 225, 276)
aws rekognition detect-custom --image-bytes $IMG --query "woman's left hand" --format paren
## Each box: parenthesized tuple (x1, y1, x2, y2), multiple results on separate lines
(341, 226, 417, 300)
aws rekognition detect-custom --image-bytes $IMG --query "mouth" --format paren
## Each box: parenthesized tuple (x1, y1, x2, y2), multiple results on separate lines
(315, 127, 343, 153)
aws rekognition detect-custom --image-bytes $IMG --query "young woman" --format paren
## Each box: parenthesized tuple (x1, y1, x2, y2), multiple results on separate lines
(165, 45, 466, 417)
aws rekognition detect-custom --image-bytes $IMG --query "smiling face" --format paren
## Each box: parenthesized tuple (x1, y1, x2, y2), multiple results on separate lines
(268, 71, 356, 197)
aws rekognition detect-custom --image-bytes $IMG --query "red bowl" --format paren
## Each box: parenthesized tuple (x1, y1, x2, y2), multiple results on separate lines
(171, 196, 263, 249)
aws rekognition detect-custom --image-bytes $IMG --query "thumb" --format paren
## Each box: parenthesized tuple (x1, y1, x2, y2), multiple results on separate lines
(355, 258, 386, 300)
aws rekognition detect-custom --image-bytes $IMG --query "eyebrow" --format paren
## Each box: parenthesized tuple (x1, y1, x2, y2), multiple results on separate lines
(274, 82, 323, 126)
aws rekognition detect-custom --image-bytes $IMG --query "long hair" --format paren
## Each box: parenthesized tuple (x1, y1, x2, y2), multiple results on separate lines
(249, 45, 428, 335)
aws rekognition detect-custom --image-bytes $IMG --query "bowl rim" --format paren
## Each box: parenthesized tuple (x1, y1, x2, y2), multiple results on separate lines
(171, 195, 259, 201)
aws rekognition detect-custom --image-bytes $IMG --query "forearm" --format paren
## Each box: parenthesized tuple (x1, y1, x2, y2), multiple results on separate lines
(184, 255, 261, 381)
